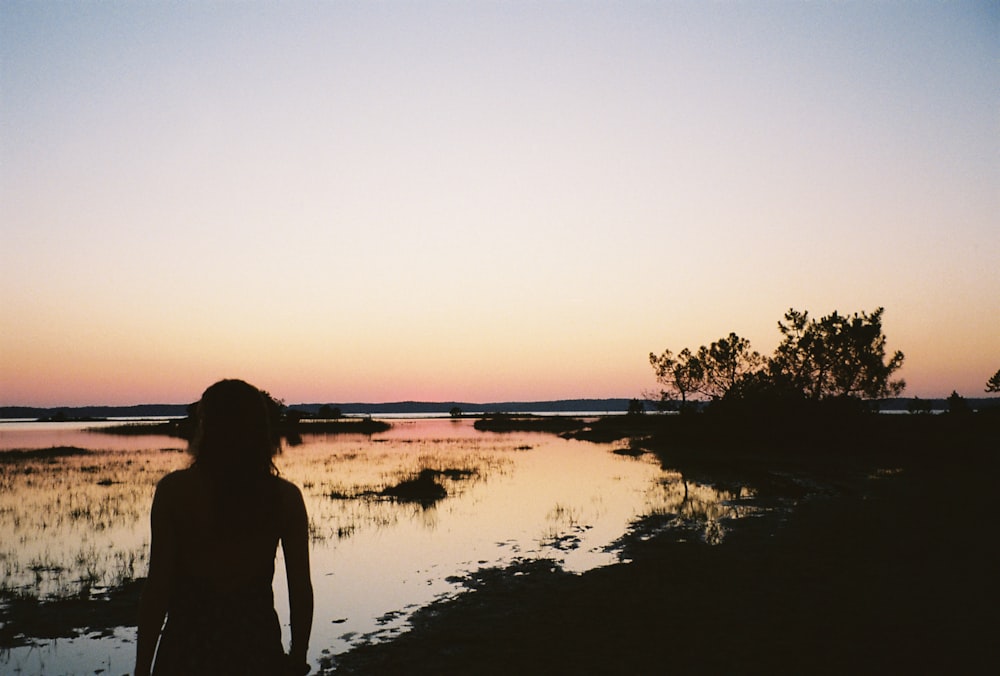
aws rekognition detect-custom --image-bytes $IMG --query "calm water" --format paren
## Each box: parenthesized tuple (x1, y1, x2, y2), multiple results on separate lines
(0, 418, 751, 675)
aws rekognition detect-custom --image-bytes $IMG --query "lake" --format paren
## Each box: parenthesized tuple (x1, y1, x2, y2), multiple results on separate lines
(0, 417, 754, 675)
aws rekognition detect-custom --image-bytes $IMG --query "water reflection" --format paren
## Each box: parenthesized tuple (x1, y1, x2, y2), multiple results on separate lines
(644, 472, 756, 545)
(1, 418, 756, 674)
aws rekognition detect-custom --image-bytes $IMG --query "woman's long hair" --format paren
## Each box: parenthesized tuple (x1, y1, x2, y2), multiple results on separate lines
(190, 379, 280, 477)
(189, 379, 281, 528)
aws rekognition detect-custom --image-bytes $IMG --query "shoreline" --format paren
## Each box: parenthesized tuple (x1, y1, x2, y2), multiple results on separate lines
(328, 427, 996, 674)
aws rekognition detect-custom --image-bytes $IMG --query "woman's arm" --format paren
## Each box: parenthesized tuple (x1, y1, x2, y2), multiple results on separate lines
(281, 481, 314, 671)
(134, 479, 176, 676)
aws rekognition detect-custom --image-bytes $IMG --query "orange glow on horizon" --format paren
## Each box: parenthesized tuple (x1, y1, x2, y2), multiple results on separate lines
(2, 3, 997, 408)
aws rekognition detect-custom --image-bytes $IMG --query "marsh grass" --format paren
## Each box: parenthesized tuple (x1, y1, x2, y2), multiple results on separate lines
(280, 434, 518, 543)
(2, 418, 763, 665)
(473, 414, 587, 433)
(0, 446, 93, 461)
(95, 417, 392, 441)
(0, 446, 183, 603)
(0, 433, 749, 605)
(297, 419, 392, 434)
(94, 420, 189, 438)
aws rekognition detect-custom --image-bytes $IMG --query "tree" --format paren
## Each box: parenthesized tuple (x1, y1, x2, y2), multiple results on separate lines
(651, 307, 906, 415)
(768, 308, 815, 397)
(696, 332, 764, 400)
(986, 369, 1000, 393)
(318, 404, 342, 419)
(769, 307, 905, 401)
(449, 406, 463, 418)
(649, 347, 704, 410)
(947, 390, 971, 415)
(627, 398, 645, 416)
(259, 390, 286, 426)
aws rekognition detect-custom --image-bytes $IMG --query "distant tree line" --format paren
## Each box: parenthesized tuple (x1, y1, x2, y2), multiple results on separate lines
(649, 307, 906, 414)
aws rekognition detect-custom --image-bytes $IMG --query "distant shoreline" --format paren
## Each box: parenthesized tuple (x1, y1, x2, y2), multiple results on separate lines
(2, 399, 643, 419)
(2, 396, 998, 420)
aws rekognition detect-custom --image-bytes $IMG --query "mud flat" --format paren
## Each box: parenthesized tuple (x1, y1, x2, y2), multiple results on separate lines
(330, 418, 996, 675)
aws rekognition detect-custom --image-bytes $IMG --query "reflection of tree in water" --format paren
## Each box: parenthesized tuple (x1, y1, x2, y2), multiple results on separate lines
(645, 471, 754, 545)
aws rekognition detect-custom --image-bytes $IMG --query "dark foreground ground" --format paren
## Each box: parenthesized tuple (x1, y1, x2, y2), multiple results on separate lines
(330, 415, 997, 675)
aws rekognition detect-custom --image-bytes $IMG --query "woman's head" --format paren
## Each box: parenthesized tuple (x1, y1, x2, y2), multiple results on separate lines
(190, 379, 280, 478)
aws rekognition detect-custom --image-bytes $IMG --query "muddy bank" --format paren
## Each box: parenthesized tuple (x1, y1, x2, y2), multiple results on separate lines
(329, 439, 995, 675)
(0, 580, 144, 648)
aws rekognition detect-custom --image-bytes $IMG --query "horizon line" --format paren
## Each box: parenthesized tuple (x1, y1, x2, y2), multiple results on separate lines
(3, 393, 998, 411)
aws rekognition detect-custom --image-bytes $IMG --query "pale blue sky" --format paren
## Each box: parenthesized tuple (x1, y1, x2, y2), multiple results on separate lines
(2, 1, 997, 405)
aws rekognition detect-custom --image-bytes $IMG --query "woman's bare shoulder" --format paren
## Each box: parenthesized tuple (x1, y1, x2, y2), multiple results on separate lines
(274, 477, 307, 522)
(274, 476, 304, 500)
(155, 467, 199, 495)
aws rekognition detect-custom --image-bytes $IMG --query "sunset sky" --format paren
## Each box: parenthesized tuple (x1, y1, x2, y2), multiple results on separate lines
(2, 1, 997, 407)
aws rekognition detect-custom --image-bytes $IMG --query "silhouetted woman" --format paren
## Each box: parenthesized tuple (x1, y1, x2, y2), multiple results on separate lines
(135, 379, 313, 676)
